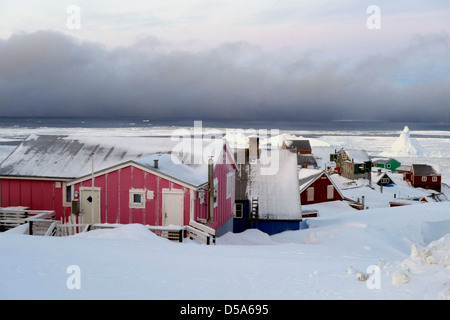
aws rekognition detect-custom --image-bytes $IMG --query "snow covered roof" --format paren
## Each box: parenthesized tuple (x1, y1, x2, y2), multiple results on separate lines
(371, 157, 393, 164)
(344, 149, 370, 163)
(134, 154, 208, 187)
(371, 171, 394, 184)
(297, 154, 318, 167)
(0, 134, 232, 179)
(298, 168, 345, 199)
(298, 168, 324, 192)
(237, 149, 302, 220)
(411, 164, 441, 176)
(396, 165, 411, 172)
(283, 139, 312, 152)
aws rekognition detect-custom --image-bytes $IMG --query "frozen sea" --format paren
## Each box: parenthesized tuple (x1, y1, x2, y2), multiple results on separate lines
(0, 117, 449, 185)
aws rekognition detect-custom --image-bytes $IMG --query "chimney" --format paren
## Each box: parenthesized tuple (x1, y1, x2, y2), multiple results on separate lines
(154, 159, 159, 169)
(248, 136, 259, 161)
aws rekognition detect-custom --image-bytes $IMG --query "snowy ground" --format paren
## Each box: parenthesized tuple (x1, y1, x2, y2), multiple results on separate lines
(0, 123, 449, 300)
(1, 201, 450, 300)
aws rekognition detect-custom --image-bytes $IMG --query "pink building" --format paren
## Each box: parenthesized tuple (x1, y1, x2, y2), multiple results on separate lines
(0, 134, 237, 236)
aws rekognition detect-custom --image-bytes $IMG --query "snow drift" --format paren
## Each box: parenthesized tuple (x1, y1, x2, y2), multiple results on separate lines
(1, 202, 450, 300)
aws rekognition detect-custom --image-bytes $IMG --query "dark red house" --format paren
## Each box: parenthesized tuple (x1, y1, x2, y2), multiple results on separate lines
(410, 164, 441, 192)
(298, 168, 344, 204)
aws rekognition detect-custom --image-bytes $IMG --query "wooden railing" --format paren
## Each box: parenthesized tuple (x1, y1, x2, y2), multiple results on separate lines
(1, 208, 216, 245)
(0, 208, 28, 231)
(23, 211, 56, 236)
(0, 209, 55, 233)
(90, 223, 216, 245)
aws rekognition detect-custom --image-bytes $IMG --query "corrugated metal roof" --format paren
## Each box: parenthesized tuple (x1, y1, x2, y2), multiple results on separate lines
(0, 134, 228, 179)
(134, 154, 208, 187)
(412, 164, 440, 176)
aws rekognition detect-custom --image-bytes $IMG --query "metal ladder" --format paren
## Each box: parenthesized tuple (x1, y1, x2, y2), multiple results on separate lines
(250, 197, 258, 228)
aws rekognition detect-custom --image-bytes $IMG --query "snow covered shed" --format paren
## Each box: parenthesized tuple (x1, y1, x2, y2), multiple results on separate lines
(298, 168, 344, 205)
(0, 134, 238, 236)
(371, 169, 395, 186)
(234, 147, 302, 235)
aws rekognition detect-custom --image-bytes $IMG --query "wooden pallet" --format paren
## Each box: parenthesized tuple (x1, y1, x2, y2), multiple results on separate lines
(0, 209, 28, 232)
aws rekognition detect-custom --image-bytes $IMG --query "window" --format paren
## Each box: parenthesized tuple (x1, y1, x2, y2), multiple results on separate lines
(327, 185, 334, 199)
(381, 178, 389, 185)
(198, 191, 205, 204)
(422, 176, 427, 182)
(235, 203, 243, 219)
(307, 187, 314, 202)
(432, 176, 438, 182)
(66, 185, 72, 203)
(213, 178, 218, 208)
(226, 173, 234, 199)
(386, 164, 391, 169)
(129, 189, 146, 208)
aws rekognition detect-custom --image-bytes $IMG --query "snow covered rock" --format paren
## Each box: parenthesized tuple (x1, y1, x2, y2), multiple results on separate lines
(356, 272, 369, 281)
(392, 271, 409, 285)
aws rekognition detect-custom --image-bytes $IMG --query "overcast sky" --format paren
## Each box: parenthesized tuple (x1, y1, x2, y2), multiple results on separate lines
(0, 1, 449, 122)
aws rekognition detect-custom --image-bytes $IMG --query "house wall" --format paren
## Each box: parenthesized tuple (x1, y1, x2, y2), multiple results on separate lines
(206, 148, 236, 234)
(256, 220, 301, 235)
(0, 178, 71, 219)
(71, 165, 194, 226)
(410, 173, 441, 192)
(375, 159, 401, 171)
(300, 174, 343, 204)
(70, 154, 236, 233)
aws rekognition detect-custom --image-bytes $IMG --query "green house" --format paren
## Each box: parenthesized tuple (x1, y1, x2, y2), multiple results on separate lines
(372, 157, 401, 172)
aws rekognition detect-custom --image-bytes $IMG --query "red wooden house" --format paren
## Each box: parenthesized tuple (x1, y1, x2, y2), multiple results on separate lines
(0, 134, 237, 236)
(298, 168, 344, 205)
(410, 164, 441, 193)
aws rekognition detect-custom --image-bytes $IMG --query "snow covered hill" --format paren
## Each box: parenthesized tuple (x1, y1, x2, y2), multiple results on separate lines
(1, 201, 449, 300)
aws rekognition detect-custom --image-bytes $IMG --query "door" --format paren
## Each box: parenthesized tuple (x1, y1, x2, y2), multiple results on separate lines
(80, 188, 101, 225)
(162, 190, 184, 226)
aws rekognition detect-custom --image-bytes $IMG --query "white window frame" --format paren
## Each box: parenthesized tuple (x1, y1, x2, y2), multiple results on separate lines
(213, 178, 219, 208)
(327, 185, 334, 199)
(198, 190, 205, 204)
(307, 187, 314, 202)
(432, 176, 438, 182)
(63, 182, 73, 207)
(129, 189, 146, 209)
(234, 203, 243, 219)
(226, 172, 234, 199)
(422, 176, 427, 182)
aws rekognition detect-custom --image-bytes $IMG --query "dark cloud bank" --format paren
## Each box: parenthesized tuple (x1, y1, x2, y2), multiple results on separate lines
(0, 30, 449, 123)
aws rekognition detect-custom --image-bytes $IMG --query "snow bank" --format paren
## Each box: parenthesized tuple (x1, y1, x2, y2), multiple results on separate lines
(390, 233, 450, 299)
(217, 229, 276, 246)
(72, 224, 169, 243)
(1, 202, 450, 300)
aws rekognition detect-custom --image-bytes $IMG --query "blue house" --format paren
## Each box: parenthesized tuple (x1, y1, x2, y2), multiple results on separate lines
(233, 137, 302, 235)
